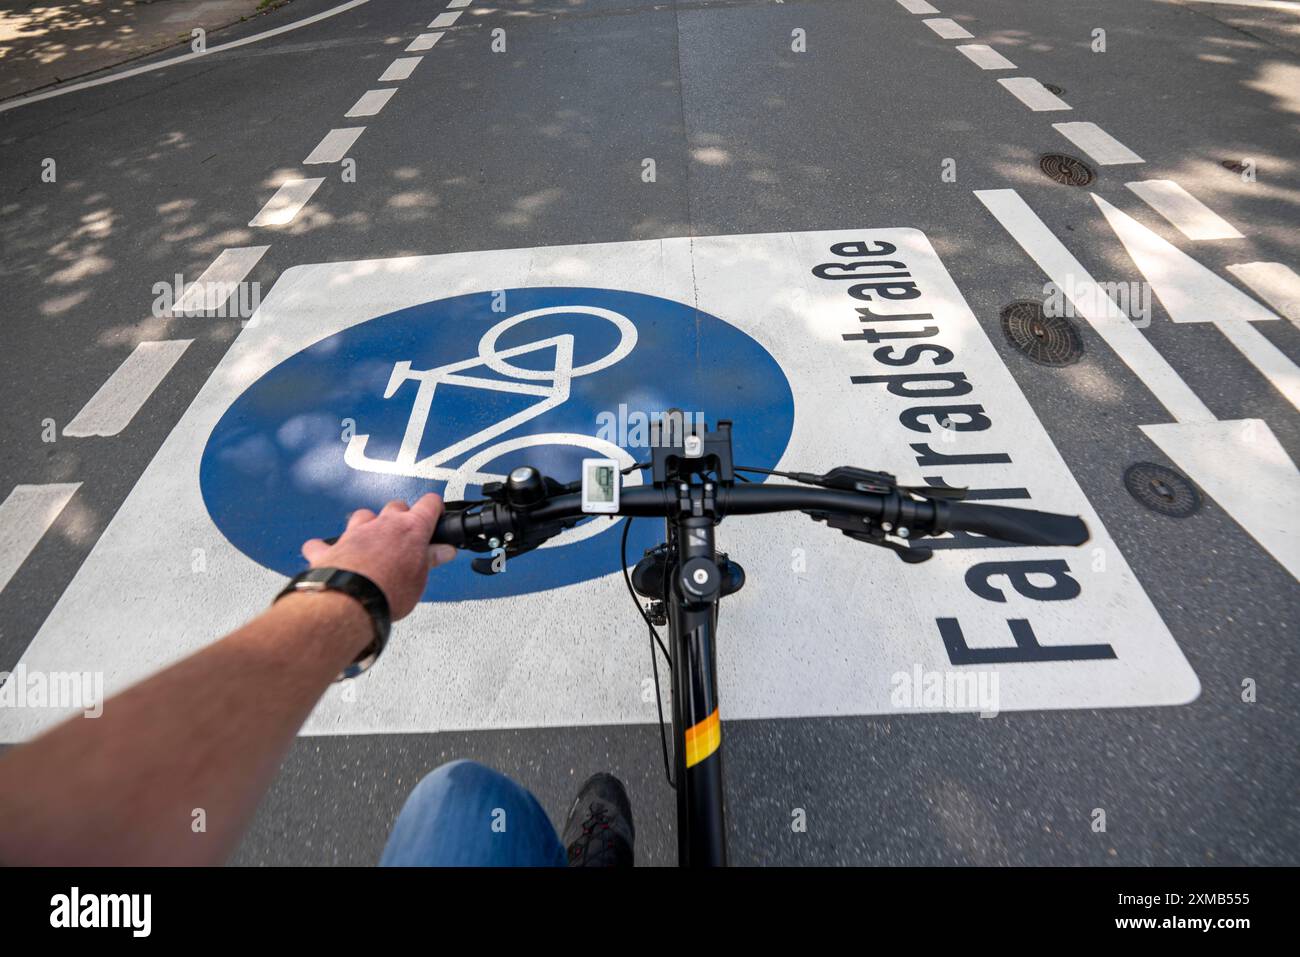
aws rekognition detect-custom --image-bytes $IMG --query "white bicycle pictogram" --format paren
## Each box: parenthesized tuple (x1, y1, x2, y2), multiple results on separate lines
(344, 304, 644, 547)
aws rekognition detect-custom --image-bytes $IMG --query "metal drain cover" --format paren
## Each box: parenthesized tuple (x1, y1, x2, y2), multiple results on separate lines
(1000, 301, 1084, 366)
(1039, 152, 1095, 186)
(1123, 463, 1201, 518)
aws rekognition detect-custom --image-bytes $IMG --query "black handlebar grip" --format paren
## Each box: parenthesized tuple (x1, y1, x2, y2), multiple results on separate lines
(945, 502, 1089, 547)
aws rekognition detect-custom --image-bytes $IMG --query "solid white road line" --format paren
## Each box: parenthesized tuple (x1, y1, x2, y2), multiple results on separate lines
(1181, 0, 1300, 10)
(0, 0, 374, 114)
(0, 484, 81, 594)
(1214, 320, 1300, 411)
(249, 178, 325, 227)
(1142, 420, 1300, 580)
(1126, 180, 1243, 240)
(923, 18, 974, 40)
(1227, 262, 1300, 322)
(406, 32, 444, 52)
(1052, 122, 1144, 165)
(896, 0, 939, 13)
(428, 12, 462, 28)
(303, 127, 366, 164)
(173, 246, 269, 314)
(1092, 194, 1276, 324)
(63, 341, 193, 437)
(974, 188, 1214, 424)
(997, 77, 1071, 111)
(379, 57, 422, 82)
(345, 88, 396, 118)
(955, 44, 1016, 70)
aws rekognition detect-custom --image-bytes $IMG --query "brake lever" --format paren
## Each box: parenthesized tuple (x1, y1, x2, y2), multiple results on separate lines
(804, 509, 933, 563)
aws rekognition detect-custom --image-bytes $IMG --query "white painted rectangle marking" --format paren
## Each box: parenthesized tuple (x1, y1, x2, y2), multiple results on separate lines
(303, 127, 366, 164)
(345, 88, 396, 118)
(1124, 180, 1242, 240)
(896, 0, 939, 13)
(378, 56, 422, 82)
(1215, 320, 1300, 412)
(447, 0, 472, 9)
(173, 246, 269, 315)
(923, 17, 973, 39)
(406, 32, 443, 52)
(63, 341, 193, 438)
(1227, 262, 1300, 323)
(998, 77, 1071, 111)
(0, 230, 1199, 741)
(249, 178, 324, 227)
(1053, 122, 1144, 164)
(955, 44, 1016, 70)
(428, 12, 461, 28)
(0, 484, 80, 595)
(975, 188, 1215, 424)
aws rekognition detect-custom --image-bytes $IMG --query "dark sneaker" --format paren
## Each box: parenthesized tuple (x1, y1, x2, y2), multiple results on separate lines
(561, 773, 635, 867)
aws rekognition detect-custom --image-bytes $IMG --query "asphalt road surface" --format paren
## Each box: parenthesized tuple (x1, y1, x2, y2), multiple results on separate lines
(1, 0, 1297, 865)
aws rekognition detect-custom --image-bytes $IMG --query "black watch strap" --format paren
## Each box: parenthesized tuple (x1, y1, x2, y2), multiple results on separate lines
(275, 568, 391, 681)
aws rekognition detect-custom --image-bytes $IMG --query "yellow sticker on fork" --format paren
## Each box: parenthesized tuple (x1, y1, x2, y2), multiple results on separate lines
(683, 707, 721, 767)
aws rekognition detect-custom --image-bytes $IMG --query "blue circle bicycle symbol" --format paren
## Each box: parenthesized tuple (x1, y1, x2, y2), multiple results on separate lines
(201, 287, 795, 601)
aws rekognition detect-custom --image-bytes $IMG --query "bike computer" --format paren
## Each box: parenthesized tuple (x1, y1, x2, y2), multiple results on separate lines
(581, 458, 620, 514)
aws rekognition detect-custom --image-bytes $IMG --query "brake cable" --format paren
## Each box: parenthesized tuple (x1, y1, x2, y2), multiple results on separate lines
(620, 516, 676, 790)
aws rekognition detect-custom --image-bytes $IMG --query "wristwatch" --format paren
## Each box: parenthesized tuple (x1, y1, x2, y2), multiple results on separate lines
(275, 568, 391, 681)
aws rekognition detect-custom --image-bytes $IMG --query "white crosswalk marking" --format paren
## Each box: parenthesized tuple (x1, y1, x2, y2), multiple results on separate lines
(1052, 122, 1144, 165)
(1227, 262, 1300, 323)
(0, 484, 81, 595)
(1126, 180, 1243, 240)
(63, 341, 194, 437)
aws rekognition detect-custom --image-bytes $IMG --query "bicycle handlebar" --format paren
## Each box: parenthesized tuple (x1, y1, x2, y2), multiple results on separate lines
(430, 484, 1089, 549)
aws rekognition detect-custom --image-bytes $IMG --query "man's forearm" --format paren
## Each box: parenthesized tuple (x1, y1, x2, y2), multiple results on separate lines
(0, 591, 371, 865)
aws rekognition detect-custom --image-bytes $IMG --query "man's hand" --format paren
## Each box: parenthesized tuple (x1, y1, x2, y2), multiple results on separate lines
(301, 493, 457, 619)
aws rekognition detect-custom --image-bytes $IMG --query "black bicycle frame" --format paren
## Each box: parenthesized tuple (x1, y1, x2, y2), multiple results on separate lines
(664, 513, 727, 867)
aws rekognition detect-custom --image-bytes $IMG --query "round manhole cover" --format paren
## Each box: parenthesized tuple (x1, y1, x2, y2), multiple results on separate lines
(1039, 153, 1095, 186)
(1000, 301, 1084, 366)
(1123, 463, 1201, 518)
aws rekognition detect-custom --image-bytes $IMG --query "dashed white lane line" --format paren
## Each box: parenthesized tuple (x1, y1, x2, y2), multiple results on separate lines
(955, 44, 1017, 70)
(1227, 262, 1300, 323)
(895, 0, 939, 13)
(406, 32, 444, 52)
(997, 77, 1072, 111)
(428, 11, 463, 28)
(63, 341, 194, 438)
(0, 0, 375, 114)
(346, 88, 397, 118)
(249, 178, 325, 227)
(447, 0, 472, 8)
(0, 484, 81, 594)
(922, 17, 973, 40)
(1215, 320, 1300, 411)
(1052, 121, 1143, 165)
(1125, 179, 1243, 240)
(173, 246, 269, 314)
(303, 126, 366, 164)
(975, 188, 1215, 424)
(379, 56, 423, 82)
